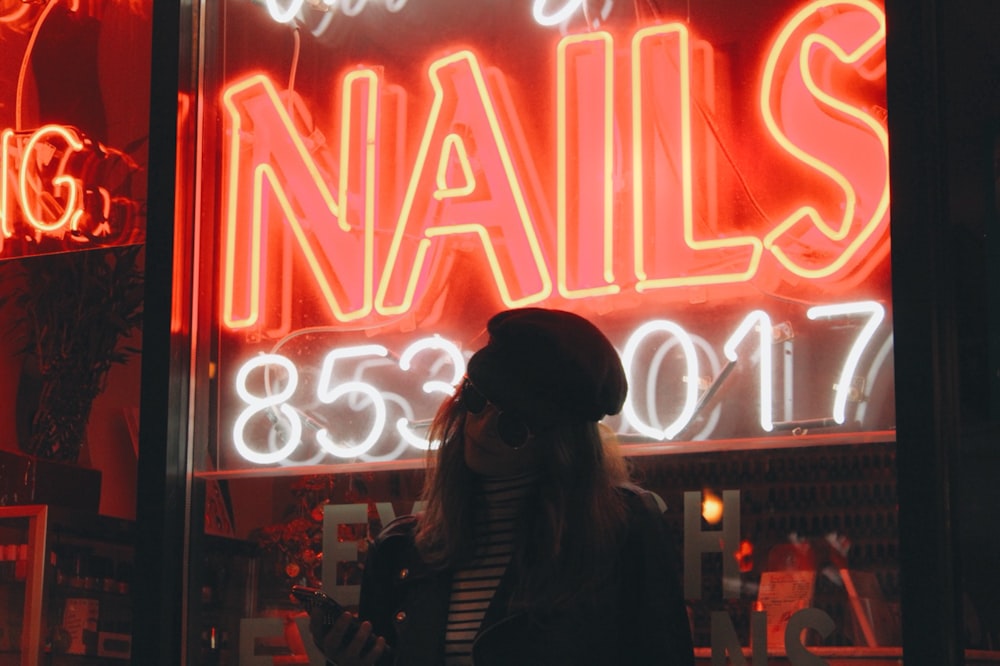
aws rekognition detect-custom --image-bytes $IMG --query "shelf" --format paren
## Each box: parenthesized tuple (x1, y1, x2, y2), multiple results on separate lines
(0, 505, 135, 666)
(693, 647, 1000, 664)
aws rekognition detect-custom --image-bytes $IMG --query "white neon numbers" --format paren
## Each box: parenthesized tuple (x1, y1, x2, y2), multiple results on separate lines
(229, 302, 889, 465)
(315, 345, 389, 458)
(232, 336, 467, 464)
(396, 335, 464, 450)
(399, 335, 465, 396)
(621, 320, 700, 441)
(807, 300, 885, 424)
(233, 354, 303, 464)
(724, 311, 775, 432)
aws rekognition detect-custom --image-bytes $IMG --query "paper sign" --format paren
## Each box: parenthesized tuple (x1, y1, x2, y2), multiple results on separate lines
(757, 571, 816, 650)
(62, 597, 100, 655)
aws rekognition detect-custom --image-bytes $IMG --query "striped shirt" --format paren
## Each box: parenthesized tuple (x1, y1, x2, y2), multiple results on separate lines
(443, 474, 537, 665)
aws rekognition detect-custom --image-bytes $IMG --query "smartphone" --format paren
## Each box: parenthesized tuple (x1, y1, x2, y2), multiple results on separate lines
(290, 585, 386, 657)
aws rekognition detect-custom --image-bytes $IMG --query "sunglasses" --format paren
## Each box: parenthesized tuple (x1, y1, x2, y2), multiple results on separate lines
(459, 378, 532, 449)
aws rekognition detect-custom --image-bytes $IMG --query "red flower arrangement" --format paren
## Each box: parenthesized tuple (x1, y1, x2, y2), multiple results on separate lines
(255, 473, 381, 589)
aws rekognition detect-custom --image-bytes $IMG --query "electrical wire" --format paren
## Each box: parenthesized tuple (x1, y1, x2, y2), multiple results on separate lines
(288, 25, 301, 114)
(15, 0, 60, 132)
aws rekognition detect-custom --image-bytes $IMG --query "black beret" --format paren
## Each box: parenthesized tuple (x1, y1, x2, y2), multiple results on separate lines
(466, 308, 627, 430)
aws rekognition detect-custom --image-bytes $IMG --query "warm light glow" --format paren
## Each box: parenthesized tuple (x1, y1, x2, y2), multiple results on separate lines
(724, 311, 775, 432)
(807, 300, 885, 423)
(631, 24, 763, 291)
(735, 540, 754, 573)
(702, 490, 724, 524)
(621, 320, 700, 440)
(0, 3, 31, 25)
(760, 0, 888, 285)
(375, 50, 552, 315)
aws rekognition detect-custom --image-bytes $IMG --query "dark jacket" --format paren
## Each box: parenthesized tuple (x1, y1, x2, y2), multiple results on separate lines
(357, 487, 695, 665)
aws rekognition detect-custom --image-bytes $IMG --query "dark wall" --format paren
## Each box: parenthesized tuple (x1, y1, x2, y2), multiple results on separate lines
(942, 0, 1000, 649)
(888, 0, 1000, 659)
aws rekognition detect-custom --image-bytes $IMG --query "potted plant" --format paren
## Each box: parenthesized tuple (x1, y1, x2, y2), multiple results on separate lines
(2, 245, 144, 463)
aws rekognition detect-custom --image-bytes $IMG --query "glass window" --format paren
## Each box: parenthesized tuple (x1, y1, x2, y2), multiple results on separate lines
(183, 1, 904, 663)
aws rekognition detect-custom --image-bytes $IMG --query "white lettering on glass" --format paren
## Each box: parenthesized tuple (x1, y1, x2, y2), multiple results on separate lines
(263, 0, 410, 25)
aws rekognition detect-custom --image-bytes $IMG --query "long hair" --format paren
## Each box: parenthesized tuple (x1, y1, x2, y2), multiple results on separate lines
(415, 390, 631, 613)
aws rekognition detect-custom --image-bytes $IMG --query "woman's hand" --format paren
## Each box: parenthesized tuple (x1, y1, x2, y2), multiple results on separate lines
(308, 609, 387, 666)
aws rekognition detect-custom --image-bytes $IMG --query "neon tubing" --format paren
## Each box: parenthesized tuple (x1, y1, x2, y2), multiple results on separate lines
(556, 32, 619, 298)
(760, 0, 888, 281)
(233, 354, 303, 464)
(807, 300, 884, 424)
(631, 24, 762, 290)
(621, 320, 700, 440)
(375, 50, 551, 315)
(724, 311, 775, 432)
(19, 125, 85, 233)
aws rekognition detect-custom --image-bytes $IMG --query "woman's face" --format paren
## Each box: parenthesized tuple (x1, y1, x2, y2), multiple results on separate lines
(462, 404, 544, 477)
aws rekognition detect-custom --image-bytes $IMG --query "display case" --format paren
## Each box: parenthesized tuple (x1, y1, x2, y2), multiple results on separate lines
(0, 505, 134, 666)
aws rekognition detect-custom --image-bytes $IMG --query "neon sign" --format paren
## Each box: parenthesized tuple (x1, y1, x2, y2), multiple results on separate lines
(260, 0, 618, 32)
(0, 124, 145, 259)
(228, 300, 891, 466)
(213, 0, 892, 470)
(264, 0, 410, 24)
(220, 1, 887, 332)
(534, 0, 615, 29)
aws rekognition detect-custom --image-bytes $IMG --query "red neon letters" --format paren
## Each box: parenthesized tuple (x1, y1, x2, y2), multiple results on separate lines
(1, 123, 145, 258)
(2, 125, 86, 242)
(220, 0, 888, 331)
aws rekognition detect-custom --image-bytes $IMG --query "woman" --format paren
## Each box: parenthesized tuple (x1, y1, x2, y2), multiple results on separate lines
(310, 308, 694, 665)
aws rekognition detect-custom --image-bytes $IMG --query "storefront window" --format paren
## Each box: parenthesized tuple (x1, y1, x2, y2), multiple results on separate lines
(0, 3, 151, 663)
(183, 1, 903, 662)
